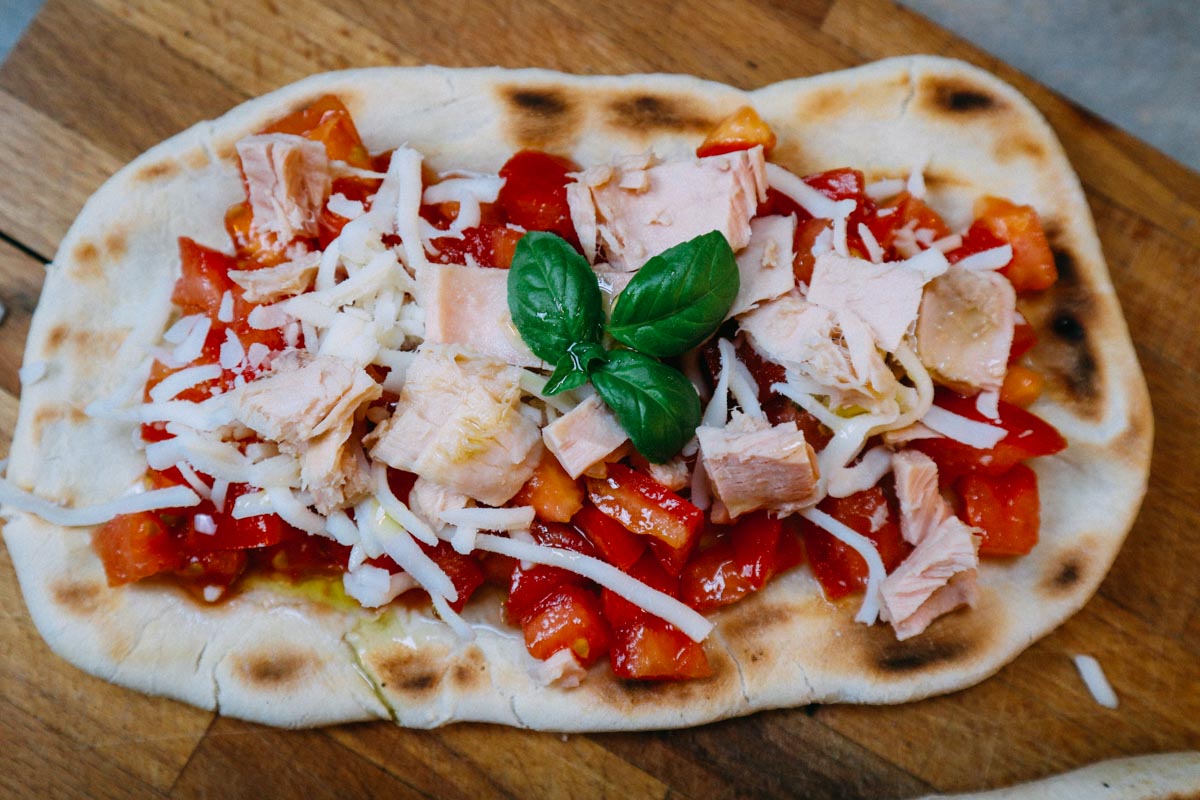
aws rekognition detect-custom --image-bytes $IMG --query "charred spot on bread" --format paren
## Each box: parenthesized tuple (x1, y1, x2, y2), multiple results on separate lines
(236, 650, 312, 688)
(372, 646, 446, 697)
(51, 581, 106, 615)
(500, 85, 581, 151)
(606, 94, 712, 134)
(451, 646, 488, 690)
(920, 76, 1005, 118)
(1053, 559, 1081, 589)
(874, 636, 969, 673)
(132, 159, 180, 183)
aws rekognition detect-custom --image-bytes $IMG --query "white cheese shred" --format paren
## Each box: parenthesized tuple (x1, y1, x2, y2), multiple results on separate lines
(217, 290, 234, 323)
(148, 364, 222, 403)
(922, 405, 1006, 449)
(440, 506, 535, 531)
(371, 463, 437, 545)
(474, 533, 714, 642)
(955, 244, 1014, 272)
(0, 480, 200, 527)
(1073, 654, 1119, 709)
(800, 508, 886, 624)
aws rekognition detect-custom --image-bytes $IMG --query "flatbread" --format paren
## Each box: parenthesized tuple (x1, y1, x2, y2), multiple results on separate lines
(1, 56, 1151, 730)
(924, 752, 1200, 799)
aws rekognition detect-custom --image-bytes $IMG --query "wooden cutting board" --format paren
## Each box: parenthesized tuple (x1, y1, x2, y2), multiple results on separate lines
(1, 1, 1197, 798)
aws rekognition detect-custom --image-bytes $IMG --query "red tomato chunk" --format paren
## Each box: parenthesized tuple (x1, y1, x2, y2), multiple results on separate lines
(958, 463, 1041, 557)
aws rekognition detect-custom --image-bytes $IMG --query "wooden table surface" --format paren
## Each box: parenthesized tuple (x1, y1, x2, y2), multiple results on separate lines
(1, 1, 1197, 798)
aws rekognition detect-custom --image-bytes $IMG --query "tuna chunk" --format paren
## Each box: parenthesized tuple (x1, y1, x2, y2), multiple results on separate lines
(880, 514, 980, 640)
(568, 147, 767, 270)
(542, 395, 628, 479)
(891, 449, 950, 545)
(419, 263, 544, 368)
(408, 477, 470, 533)
(807, 251, 932, 353)
(236, 133, 331, 242)
(367, 345, 542, 506)
(696, 414, 819, 518)
(916, 267, 1016, 394)
(739, 291, 899, 410)
(228, 250, 321, 303)
(729, 214, 797, 317)
(231, 351, 381, 512)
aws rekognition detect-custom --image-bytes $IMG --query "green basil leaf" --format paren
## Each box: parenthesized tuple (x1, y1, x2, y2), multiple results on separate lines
(591, 349, 701, 463)
(543, 342, 607, 395)
(507, 232, 604, 363)
(607, 230, 739, 358)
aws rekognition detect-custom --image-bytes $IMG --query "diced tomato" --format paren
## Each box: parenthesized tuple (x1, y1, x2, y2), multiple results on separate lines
(512, 450, 585, 523)
(800, 487, 909, 601)
(262, 94, 372, 169)
(601, 552, 679, 629)
(804, 167, 867, 202)
(422, 540, 485, 612)
(224, 201, 290, 266)
(878, 192, 951, 253)
(958, 463, 1040, 556)
(1000, 364, 1045, 408)
(776, 517, 806, 573)
(253, 536, 353, 579)
(173, 549, 249, 601)
(974, 196, 1057, 292)
(429, 223, 525, 269)
(912, 389, 1067, 483)
(497, 150, 580, 246)
(506, 521, 596, 623)
(93, 512, 184, 587)
(696, 106, 776, 158)
(680, 511, 782, 612)
(173, 238, 237, 317)
(522, 584, 611, 666)
(1009, 317, 1038, 363)
(645, 531, 700, 577)
(573, 504, 645, 570)
(202, 483, 302, 550)
(586, 463, 703, 550)
(948, 219, 1007, 265)
(610, 619, 711, 680)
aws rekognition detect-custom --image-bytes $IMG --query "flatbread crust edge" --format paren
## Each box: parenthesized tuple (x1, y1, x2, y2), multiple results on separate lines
(1, 56, 1152, 731)
(923, 752, 1200, 799)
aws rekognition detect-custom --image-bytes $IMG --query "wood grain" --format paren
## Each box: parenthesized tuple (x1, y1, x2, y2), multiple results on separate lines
(0, 0, 1197, 798)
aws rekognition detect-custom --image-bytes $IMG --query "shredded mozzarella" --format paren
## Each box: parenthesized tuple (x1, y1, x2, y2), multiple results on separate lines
(906, 159, 928, 199)
(800, 508, 886, 624)
(371, 463, 437, 545)
(171, 316, 211, 366)
(174, 461, 212, 501)
(975, 389, 1001, 420)
(450, 525, 478, 555)
(1073, 654, 1119, 709)
(765, 163, 844, 220)
(211, 479, 229, 513)
(163, 314, 204, 344)
(864, 178, 905, 201)
(922, 405, 1006, 449)
(326, 192, 366, 220)
(217, 290, 234, 323)
(193, 513, 217, 535)
(858, 223, 884, 263)
(218, 330, 246, 370)
(440, 506, 535, 531)
(148, 364, 222, 403)
(367, 502, 457, 601)
(474, 533, 714, 642)
(955, 244, 1014, 272)
(266, 487, 327, 534)
(0, 480, 199, 527)
(828, 446, 893, 499)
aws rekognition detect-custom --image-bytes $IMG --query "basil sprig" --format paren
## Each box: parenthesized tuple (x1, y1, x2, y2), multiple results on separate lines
(508, 231, 738, 462)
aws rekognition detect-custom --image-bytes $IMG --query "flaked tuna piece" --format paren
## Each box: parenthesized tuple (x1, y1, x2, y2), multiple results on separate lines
(231, 351, 381, 512)
(367, 345, 542, 506)
(807, 251, 933, 352)
(632, 453, 690, 492)
(891, 449, 951, 545)
(408, 477, 470, 533)
(542, 395, 628, 479)
(891, 570, 980, 641)
(229, 250, 321, 303)
(880, 514, 980, 640)
(917, 267, 1016, 394)
(304, 429, 373, 514)
(696, 413, 819, 518)
(739, 291, 899, 410)
(418, 263, 544, 368)
(236, 133, 331, 242)
(729, 214, 797, 317)
(568, 147, 767, 270)
(233, 351, 380, 445)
